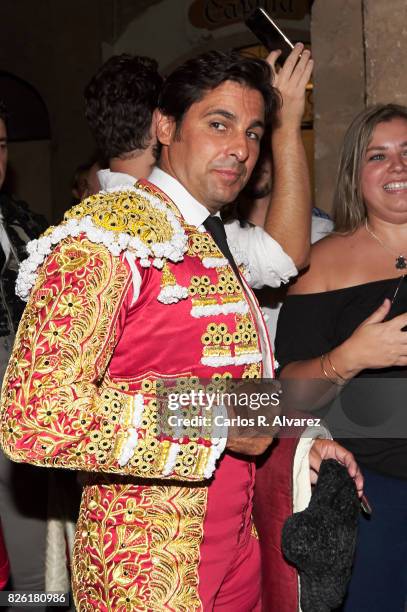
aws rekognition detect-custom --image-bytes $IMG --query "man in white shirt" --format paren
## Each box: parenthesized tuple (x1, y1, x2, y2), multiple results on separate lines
(235, 145, 333, 347)
(259, 208, 333, 349)
(85, 49, 312, 282)
(88, 48, 319, 347)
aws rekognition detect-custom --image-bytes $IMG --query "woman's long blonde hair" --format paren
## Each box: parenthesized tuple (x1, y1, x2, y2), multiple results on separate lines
(333, 104, 407, 233)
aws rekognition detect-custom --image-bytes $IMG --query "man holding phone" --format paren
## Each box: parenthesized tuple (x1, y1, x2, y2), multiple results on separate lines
(241, 8, 314, 270)
(254, 42, 314, 268)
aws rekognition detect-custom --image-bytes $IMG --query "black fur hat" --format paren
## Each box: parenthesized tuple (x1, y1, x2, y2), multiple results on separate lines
(282, 459, 360, 612)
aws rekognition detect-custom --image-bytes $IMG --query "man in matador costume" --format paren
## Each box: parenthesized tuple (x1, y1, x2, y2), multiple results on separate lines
(0, 51, 362, 610)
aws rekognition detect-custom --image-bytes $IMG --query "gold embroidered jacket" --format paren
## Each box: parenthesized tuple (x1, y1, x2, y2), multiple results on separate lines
(0, 182, 270, 610)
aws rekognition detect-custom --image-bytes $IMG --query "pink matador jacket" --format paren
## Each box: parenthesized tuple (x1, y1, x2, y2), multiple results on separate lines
(0, 519, 9, 590)
(0, 179, 318, 611)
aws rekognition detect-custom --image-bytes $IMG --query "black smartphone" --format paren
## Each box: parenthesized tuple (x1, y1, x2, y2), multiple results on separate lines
(245, 8, 295, 61)
(384, 275, 407, 326)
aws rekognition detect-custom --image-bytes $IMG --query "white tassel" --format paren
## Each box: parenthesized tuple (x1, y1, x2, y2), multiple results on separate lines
(157, 284, 189, 304)
(191, 301, 249, 318)
(162, 443, 180, 476)
(202, 256, 229, 268)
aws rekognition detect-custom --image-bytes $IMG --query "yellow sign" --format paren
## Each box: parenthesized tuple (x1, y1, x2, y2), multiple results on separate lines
(188, 1, 309, 30)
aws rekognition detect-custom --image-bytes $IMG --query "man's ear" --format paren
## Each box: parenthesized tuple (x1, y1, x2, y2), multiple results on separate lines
(150, 108, 160, 138)
(156, 111, 176, 145)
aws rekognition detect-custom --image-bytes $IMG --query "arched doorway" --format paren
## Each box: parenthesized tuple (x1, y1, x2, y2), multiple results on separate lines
(0, 71, 52, 221)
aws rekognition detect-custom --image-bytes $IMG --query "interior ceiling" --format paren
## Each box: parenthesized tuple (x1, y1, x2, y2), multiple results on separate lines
(103, 0, 163, 43)
(104, 0, 313, 44)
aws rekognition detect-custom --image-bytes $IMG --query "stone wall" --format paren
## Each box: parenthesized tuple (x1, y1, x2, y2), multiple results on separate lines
(312, 0, 407, 216)
(364, 0, 407, 106)
(311, 0, 365, 214)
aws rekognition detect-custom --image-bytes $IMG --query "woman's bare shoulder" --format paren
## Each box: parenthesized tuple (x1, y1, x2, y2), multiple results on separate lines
(288, 233, 354, 295)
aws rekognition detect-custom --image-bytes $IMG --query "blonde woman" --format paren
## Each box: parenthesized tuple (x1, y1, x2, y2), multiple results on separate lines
(276, 104, 407, 612)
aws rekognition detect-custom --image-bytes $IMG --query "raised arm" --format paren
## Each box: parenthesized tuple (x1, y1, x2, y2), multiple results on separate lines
(264, 44, 313, 269)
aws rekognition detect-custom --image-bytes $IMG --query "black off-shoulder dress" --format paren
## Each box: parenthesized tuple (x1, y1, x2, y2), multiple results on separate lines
(275, 276, 407, 479)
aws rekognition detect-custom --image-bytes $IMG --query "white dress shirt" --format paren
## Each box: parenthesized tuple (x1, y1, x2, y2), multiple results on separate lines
(98, 167, 297, 290)
(261, 214, 334, 350)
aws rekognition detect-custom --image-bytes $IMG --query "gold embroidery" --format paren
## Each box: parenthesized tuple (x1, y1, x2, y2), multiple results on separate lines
(73, 484, 151, 611)
(135, 180, 182, 219)
(217, 271, 241, 297)
(160, 261, 178, 289)
(242, 363, 262, 379)
(1, 237, 216, 482)
(65, 191, 174, 245)
(2, 182, 267, 611)
(251, 521, 259, 540)
(1, 238, 131, 471)
(200, 314, 260, 364)
(148, 485, 206, 611)
(55, 242, 96, 273)
(73, 483, 206, 611)
(188, 268, 246, 312)
(201, 322, 232, 361)
(188, 232, 213, 256)
(98, 375, 214, 481)
(234, 314, 259, 356)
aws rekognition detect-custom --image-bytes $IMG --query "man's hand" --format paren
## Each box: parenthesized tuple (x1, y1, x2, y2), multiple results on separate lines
(309, 438, 364, 497)
(225, 380, 281, 456)
(266, 43, 313, 129)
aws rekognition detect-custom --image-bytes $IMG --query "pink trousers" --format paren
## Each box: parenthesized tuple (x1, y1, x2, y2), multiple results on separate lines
(198, 453, 262, 611)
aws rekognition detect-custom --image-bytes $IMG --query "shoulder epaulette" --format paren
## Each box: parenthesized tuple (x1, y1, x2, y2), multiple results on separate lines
(16, 187, 188, 301)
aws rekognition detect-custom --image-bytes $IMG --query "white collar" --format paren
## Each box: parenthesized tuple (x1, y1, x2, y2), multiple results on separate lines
(97, 167, 216, 228)
(148, 167, 214, 227)
(97, 168, 137, 192)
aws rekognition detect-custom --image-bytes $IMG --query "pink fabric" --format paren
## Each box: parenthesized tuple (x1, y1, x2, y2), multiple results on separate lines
(198, 453, 261, 610)
(0, 520, 9, 590)
(211, 533, 261, 611)
(109, 181, 266, 384)
(253, 434, 306, 612)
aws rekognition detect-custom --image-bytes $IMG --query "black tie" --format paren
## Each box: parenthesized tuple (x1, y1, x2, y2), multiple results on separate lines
(203, 215, 241, 281)
(0, 243, 5, 273)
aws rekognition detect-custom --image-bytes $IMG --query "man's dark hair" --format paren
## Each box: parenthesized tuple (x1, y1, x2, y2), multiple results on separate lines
(84, 54, 163, 160)
(0, 99, 8, 127)
(158, 50, 279, 130)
